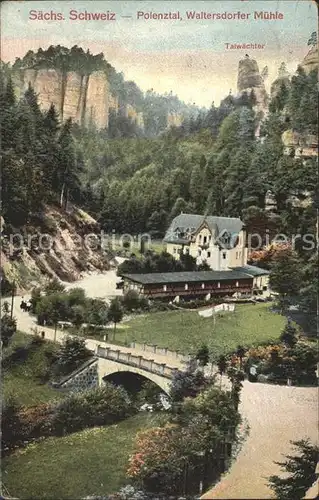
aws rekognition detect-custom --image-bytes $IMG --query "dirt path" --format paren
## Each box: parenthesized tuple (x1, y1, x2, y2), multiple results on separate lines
(13, 295, 184, 369)
(61, 269, 123, 301)
(202, 382, 318, 499)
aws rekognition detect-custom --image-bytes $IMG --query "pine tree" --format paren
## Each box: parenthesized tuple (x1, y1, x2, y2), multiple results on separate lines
(43, 103, 60, 135)
(57, 118, 79, 209)
(189, 164, 205, 213)
(280, 321, 298, 347)
(5, 75, 16, 107)
(195, 344, 210, 367)
(108, 298, 123, 340)
(269, 250, 302, 311)
(224, 145, 253, 215)
(1, 76, 17, 150)
(169, 197, 189, 221)
(268, 439, 319, 500)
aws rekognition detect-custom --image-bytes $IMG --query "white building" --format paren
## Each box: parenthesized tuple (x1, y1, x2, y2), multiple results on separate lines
(164, 213, 248, 270)
(164, 213, 270, 297)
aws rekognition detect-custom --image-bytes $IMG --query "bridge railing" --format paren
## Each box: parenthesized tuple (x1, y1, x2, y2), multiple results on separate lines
(96, 345, 179, 379)
(130, 341, 192, 364)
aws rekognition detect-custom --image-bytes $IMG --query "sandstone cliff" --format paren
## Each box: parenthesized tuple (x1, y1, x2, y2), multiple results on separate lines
(301, 45, 318, 74)
(13, 69, 114, 130)
(1, 205, 111, 292)
(237, 55, 268, 112)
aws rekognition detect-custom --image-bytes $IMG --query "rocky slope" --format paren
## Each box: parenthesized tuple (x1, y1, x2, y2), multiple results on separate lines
(1, 205, 111, 292)
(237, 55, 268, 113)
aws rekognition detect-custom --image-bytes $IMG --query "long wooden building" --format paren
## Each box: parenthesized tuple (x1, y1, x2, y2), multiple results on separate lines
(121, 270, 259, 300)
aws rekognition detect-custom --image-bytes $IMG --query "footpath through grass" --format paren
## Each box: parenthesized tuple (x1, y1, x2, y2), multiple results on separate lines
(2, 413, 167, 499)
(3, 331, 64, 406)
(113, 303, 285, 357)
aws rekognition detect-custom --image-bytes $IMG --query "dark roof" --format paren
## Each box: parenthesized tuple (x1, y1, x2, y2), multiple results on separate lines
(230, 265, 270, 276)
(164, 213, 244, 243)
(122, 271, 253, 285)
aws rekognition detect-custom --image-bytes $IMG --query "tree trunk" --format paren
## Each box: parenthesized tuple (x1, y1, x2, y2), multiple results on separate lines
(60, 183, 65, 208)
(113, 322, 117, 340)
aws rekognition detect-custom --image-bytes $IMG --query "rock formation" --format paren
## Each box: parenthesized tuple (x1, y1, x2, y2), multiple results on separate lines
(270, 63, 291, 99)
(123, 103, 144, 129)
(84, 71, 109, 129)
(301, 45, 318, 74)
(13, 68, 128, 130)
(237, 55, 268, 112)
(167, 112, 183, 128)
(282, 129, 318, 158)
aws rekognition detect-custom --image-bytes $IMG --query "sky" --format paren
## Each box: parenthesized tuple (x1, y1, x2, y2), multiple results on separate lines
(1, 0, 317, 107)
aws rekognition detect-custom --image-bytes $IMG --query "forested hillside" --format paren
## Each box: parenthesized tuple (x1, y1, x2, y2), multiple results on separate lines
(1, 60, 317, 237)
(77, 65, 317, 239)
(0, 56, 317, 319)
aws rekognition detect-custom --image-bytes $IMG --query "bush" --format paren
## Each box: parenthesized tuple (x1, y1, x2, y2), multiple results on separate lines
(1, 396, 24, 454)
(54, 336, 92, 376)
(51, 384, 134, 436)
(1, 314, 17, 347)
(123, 290, 141, 312)
(44, 278, 66, 295)
(244, 341, 318, 385)
(280, 321, 298, 347)
(170, 366, 207, 402)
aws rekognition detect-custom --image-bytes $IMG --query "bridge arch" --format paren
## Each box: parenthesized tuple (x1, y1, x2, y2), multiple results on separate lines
(97, 357, 172, 395)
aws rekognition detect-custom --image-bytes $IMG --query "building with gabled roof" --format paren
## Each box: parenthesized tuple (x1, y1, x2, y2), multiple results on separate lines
(120, 266, 270, 300)
(164, 213, 247, 271)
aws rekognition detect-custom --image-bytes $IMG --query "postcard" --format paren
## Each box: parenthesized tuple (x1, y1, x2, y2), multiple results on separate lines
(1, 1, 318, 499)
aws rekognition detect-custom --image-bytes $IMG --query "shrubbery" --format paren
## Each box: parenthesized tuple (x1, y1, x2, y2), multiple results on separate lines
(52, 384, 134, 436)
(1, 314, 17, 347)
(34, 282, 109, 331)
(128, 384, 241, 495)
(53, 336, 92, 377)
(243, 340, 318, 385)
(2, 383, 135, 455)
(170, 365, 208, 403)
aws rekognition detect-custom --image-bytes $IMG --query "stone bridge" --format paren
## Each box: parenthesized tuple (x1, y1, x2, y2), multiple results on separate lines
(96, 346, 177, 394)
(59, 343, 191, 395)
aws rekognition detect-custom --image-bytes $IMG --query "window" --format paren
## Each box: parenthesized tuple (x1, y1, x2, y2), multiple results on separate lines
(263, 286, 268, 291)
(208, 235, 212, 242)
(173, 247, 176, 254)
(203, 236, 207, 244)
(207, 251, 211, 258)
(222, 252, 226, 259)
(185, 284, 188, 290)
(199, 234, 202, 241)
(163, 285, 167, 291)
(236, 252, 238, 259)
